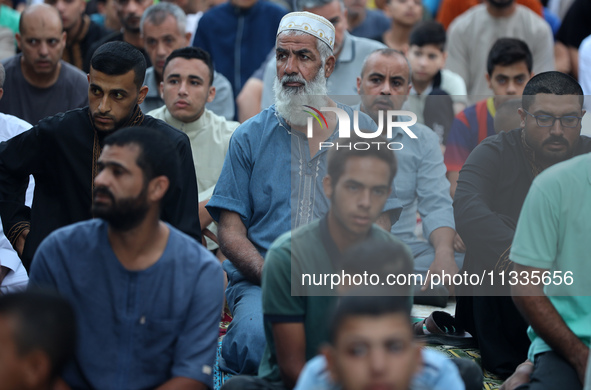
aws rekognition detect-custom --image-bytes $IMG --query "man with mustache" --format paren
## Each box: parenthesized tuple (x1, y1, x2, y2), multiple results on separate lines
(0, 4, 88, 125)
(453, 71, 591, 379)
(357, 48, 462, 293)
(0, 41, 202, 271)
(29, 127, 222, 390)
(206, 11, 388, 376)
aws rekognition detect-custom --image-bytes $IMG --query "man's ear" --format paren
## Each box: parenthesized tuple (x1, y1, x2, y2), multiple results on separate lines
(148, 176, 170, 202)
(321, 344, 339, 383)
(412, 341, 423, 375)
(356, 76, 362, 95)
(184, 32, 192, 46)
(517, 107, 526, 128)
(137, 85, 149, 105)
(323, 175, 333, 199)
(207, 85, 216, 103)
(485, 72, 492, 90)
(15, 33, 21, 51)
(159, 81, 164, 99)
(441, 51, 447, 65)
(0, 87, 4, 101)
(22, 350, 51, 389)
(324, 55, 336, 79)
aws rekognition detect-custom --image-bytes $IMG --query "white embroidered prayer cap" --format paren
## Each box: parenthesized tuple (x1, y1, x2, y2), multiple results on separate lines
(276, 11, 335, 52)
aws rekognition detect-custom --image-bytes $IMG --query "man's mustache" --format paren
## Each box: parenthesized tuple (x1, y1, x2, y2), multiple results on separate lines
(93, 186, 115, 203)
(543, 136, 569, 146)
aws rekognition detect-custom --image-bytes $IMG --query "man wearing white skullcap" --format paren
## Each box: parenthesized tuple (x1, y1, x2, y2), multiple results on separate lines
(208, 10, 398, 381)
(260, 0, 387, 109)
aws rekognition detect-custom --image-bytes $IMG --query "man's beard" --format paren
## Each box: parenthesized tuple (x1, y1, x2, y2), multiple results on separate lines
(91, 185, 150, 231)
(273, 66, 329, 127)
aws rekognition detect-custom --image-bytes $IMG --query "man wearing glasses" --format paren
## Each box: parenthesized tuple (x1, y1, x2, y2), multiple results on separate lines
(453, 71, 591, 381)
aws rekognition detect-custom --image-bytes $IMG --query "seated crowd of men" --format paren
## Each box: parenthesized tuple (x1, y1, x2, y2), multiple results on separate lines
(0, 0, 589, 389)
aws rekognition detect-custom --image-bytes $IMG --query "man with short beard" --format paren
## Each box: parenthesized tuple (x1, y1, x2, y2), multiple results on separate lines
(206, 11, 391, 376)
(453, 71, 591, 379)
(0, 41, 201, 271)
(445, 0, 554, 98)
(29, 127, 223, 390)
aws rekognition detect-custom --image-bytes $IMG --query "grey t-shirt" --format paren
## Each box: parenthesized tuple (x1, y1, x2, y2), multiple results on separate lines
(0, 54, 88, 125)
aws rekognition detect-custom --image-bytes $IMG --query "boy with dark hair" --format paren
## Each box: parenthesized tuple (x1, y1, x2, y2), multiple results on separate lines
(29, 126, 223, 390)
(444, 37, 534, 197)
(0, 291, 76, 390)
(405, 20, 467, 145)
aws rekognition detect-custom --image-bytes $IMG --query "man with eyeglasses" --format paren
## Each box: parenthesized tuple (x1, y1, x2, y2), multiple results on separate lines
(453, 71, 591, 381)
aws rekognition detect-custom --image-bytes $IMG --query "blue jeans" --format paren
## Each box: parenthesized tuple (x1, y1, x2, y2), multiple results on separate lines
(220, 260, 266, 375)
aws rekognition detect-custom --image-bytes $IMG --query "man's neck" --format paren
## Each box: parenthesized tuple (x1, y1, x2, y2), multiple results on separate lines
(107, 214, 170, 271)
(66, 17, 83, 41)
(486, 2, 517, 18)
(20, 56, 61, 89)
(412, 78, 431, 95)
(347, 10, 366, 31)
(123, 29, 143, 49)
(384, 22, 411, 52)
(326, 212, 370, 253)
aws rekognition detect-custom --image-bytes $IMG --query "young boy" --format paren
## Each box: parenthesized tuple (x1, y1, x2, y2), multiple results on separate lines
(405, 21, 467, 146)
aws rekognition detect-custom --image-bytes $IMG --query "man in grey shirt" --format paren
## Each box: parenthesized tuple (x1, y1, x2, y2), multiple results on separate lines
(0, 4, 88, 125)
(139, 2, 234, 120)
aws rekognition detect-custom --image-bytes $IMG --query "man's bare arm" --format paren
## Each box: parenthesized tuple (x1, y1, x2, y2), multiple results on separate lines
(512, 263, 589, 383)
(198, 199, 213, 231)
(272, 322, 307, 389)
(217, 210, 265, 285)
(155, 377, 207, 390)
(15, 228, 29, 258)
(423, 226, 458, 292)
(446, 171, 459, 199)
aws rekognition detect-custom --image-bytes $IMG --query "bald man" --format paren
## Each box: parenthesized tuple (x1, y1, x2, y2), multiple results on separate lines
(0, 4, 88, 125)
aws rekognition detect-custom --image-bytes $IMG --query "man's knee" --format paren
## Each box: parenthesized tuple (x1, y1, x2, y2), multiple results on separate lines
(452, 358, 483, 390)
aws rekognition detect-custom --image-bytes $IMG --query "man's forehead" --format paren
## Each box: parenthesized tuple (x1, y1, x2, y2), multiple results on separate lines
(142, 16, 181, 37)
(530, 94, 583, 112)
(89, 68, 137, 89)
(491, 62, 530, 77)
(100, 143, 141, 163)
(364, 53, 409, 79)
(164, 57, 207, 78)
(276, 32, 319, 50)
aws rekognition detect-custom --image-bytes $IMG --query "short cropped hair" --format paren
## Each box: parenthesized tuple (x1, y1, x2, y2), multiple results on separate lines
(486, 38, 533, 76)
(409, 21, 446, 51)
(327, 134, 397, 187)
(521, 71, 584, 111)
(0, 291, 76, 380)
(140, 2, 186, 36)
(90, 41, 147, 90)
(327, 294, 412, 344)
(163, 46, 215, 86)
(103, 127, 180, 193)
(341, 239, 414, 296)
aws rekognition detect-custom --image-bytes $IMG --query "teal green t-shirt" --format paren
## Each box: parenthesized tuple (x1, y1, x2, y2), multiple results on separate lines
(259, 218, 412, 382)
(510, 153, 591, 361)
(0, 5, 20, 35)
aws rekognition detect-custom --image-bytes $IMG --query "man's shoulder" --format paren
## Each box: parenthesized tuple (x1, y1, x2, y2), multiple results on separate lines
(349, 33, 387, 55)
(470, 128, 522, 160)
(255, 0, 286, 16)
(232, 105, 278, 139)
(59, 61, 88, 82)
(34, 108, 90, 130)
(143, 115, 190, 142)
(0, 113, 31, 140)
(198, 3, 232, 23)
(146, 105, 166, 120)
(448, 3, 486, 32)
(40, 219, 104, 253)
(203, 109, 240, 134)
(143, 67, 157, 88)
(1, 54, 19, 71)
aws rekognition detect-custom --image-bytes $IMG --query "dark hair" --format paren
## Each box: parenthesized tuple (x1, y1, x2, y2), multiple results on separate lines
(521, 71, 584, 111)
(409, 21, 446, 51)
(0, 291, 76, 380)
(341, 239, 414, 296)
(327, 294, 412, 344)
(163, 46, 215, 86)
(486, 38, 533, 76)
(327, 134, 397, 187)
(103, 126, 180, 192)
(90, 41, 147, 90)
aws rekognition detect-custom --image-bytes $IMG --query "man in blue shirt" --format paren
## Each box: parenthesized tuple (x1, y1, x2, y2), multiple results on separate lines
(207, 11, 396, 376)
(357, 48, 463, 292)
(29, 127, 224, 390)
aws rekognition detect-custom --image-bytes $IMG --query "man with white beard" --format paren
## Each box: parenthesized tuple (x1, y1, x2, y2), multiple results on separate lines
(206, 11, 394, 377)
